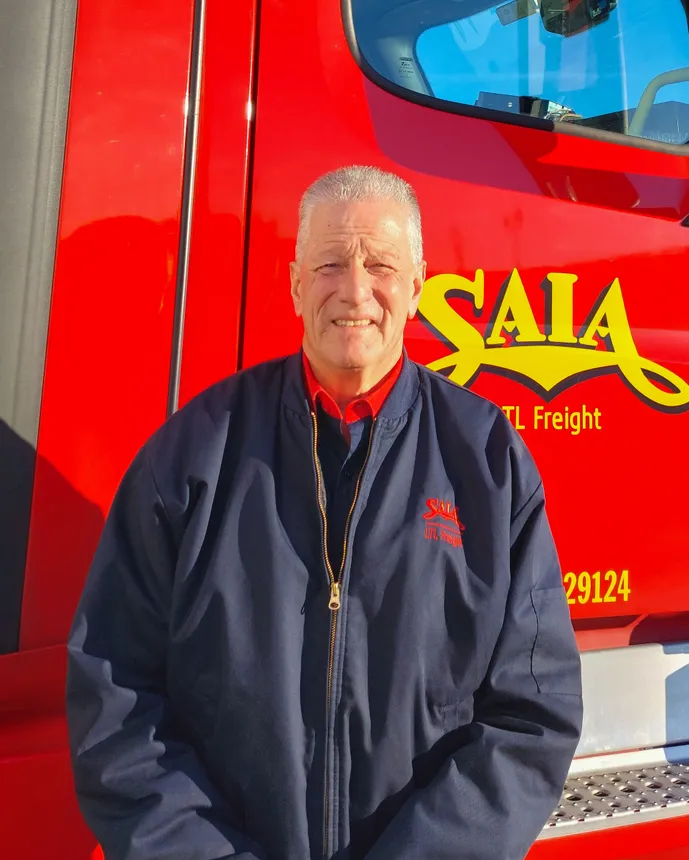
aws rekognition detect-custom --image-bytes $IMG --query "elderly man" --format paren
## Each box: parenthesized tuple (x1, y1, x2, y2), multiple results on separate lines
(67, 166, 582, 860)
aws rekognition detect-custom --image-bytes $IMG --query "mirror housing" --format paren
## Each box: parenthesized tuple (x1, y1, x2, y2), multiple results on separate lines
(541, 0, 617, 36)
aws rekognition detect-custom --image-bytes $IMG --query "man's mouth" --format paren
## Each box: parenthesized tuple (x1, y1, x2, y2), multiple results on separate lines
(333, 319, 375, 327)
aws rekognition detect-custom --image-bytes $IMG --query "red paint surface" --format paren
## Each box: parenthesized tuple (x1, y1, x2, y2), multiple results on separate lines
(2, 0, 194, 855)
(177, 0, 258, 406)
(21, 0, 194, 650)
(0, 751, 98, 859)
(575, 612, 689, 651)
(528, 815, 689, 859)
(0, 647, 97, 857)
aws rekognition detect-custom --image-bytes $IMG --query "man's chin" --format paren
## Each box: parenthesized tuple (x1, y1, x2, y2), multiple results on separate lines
(327, 349, 380, 372)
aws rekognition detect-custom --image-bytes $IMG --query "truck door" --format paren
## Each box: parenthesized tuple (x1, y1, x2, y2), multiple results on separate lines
(0, 0, 255, 857)
(182, 0, 689, 856)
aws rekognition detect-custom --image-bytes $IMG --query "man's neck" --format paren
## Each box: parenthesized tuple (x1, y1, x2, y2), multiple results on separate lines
(304, 350, 402, 413)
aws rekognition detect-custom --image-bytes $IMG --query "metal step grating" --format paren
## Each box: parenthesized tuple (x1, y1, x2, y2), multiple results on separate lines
(546, 763, 689, 831)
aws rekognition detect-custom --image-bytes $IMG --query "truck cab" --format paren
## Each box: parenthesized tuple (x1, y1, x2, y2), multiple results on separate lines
(1, 0, 688, 856)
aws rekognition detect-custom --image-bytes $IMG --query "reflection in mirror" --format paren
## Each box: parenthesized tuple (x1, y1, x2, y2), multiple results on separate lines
(539, 0, 617, 37)
(351, 0, 689, 146)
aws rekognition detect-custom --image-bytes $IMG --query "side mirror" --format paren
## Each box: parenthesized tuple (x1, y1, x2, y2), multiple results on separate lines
(540, 0, 617, 36)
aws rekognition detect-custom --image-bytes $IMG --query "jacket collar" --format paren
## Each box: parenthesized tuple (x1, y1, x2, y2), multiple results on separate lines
(301, 353, 403, 423)
(282, 350, 420, 423)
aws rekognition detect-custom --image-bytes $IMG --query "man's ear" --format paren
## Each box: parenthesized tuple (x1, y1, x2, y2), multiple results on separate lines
(289, 261, 303, 317)
(408, 260, 426, 319)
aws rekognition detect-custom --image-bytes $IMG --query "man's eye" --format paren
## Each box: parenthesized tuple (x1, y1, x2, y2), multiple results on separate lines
(319, 263, 340, 271)
(369, 263, 392, 271)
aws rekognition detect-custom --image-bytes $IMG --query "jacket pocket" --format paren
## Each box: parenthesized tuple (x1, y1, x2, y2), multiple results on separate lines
(530, 586, 581, 696)
(428, 695, 474, 730)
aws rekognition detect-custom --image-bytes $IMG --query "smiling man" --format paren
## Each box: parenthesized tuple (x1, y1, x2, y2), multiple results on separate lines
(67, 166, 582, 860)
(290, 183, 424, 409)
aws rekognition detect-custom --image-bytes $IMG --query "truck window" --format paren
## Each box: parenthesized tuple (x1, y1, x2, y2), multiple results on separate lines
(348, 0, 689, 148)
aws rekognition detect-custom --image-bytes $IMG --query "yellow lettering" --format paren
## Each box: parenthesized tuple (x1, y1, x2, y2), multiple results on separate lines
(419, 269, 689, 411)
(418, 272, 486, 385)
(485, 270, 547, 346)
(578, 279, 628, 348)
(578, 279, 689, 409)
(530, 405, 602, 435)
(545, 273, 578, 344)
(501, 405, 527, 430)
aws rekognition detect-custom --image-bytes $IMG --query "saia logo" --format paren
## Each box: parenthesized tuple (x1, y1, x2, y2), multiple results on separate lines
(424, 498, 464, 530)
(418, 269, 689, 412)
(423, 498, 465, 548)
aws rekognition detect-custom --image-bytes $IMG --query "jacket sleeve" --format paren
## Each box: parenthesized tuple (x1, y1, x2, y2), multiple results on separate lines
(364, 481, 583, 860)
(66, 449, 266, 860)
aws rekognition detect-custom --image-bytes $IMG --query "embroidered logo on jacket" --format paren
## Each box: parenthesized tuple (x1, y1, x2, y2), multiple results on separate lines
(423, 498, 465, 547)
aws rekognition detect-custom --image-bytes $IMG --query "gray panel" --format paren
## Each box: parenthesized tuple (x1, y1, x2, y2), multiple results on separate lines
(0, 0, 76, 441)
(577, 644, 689, 757)
(0, 0, 77, 653)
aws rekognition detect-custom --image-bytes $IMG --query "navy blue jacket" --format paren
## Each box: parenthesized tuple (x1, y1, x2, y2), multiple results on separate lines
(66, 353, 582, 860)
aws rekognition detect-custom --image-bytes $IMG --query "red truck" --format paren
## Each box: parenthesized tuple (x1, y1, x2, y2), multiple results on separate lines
(2, 0, 689, 857)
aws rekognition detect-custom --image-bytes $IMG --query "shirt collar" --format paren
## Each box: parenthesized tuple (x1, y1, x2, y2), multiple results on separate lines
(302, 353, 404, 424)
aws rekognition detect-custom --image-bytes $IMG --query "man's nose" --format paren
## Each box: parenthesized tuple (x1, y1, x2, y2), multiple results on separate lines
(340, 260, 372, 305)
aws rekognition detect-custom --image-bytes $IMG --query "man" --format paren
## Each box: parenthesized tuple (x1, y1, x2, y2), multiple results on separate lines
(67, 165, 582, 860)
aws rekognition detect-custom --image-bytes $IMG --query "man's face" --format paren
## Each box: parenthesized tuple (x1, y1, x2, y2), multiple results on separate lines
(289, 199, 425, 380)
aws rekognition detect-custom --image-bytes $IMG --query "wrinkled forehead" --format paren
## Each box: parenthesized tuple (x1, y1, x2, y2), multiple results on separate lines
(305, 199, 413, 257)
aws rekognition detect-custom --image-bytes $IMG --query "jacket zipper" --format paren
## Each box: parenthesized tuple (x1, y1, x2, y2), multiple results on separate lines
(311, 411, 376, 858)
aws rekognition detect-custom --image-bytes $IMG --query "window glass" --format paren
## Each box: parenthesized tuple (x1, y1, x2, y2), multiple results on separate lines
(350, 0, 689, 146)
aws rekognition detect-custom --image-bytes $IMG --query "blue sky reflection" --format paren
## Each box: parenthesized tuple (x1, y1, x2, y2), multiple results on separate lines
(416, 0, 689, 124)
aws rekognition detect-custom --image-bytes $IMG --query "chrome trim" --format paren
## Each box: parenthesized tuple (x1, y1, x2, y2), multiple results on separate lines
(167, 0, 207, 416)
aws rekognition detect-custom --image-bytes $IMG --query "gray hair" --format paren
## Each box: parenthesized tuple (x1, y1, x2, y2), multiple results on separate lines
(295, 165, 423, 267)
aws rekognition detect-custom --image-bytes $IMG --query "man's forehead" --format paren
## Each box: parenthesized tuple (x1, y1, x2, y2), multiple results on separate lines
(314, 235, 402, 257)
(306, 200, 410, 250)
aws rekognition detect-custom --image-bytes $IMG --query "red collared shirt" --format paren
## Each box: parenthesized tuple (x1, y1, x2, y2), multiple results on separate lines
(302, 353, 403, 427)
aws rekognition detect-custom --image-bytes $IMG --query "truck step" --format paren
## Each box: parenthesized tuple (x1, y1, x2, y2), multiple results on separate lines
(542, 762, 689, 837)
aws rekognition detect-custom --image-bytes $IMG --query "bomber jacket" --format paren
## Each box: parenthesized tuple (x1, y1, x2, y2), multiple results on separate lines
(66, 352, 583, 860)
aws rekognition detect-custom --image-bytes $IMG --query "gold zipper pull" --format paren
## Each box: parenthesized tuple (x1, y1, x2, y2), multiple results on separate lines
(328, 581, 341, 611)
